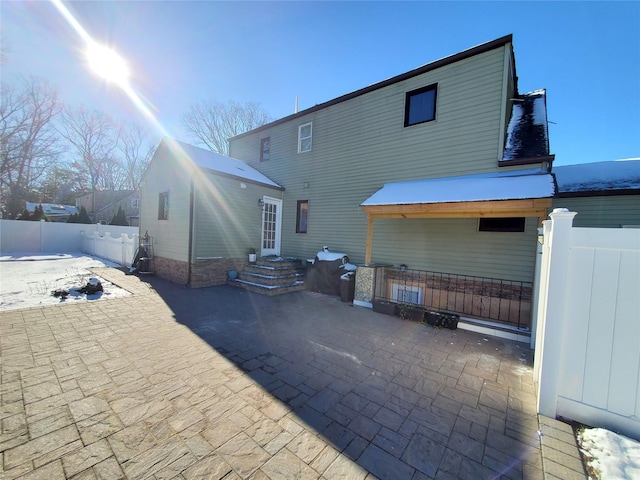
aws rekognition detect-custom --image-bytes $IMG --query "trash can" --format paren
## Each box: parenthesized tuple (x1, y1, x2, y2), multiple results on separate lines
(340, 272, 355, 303)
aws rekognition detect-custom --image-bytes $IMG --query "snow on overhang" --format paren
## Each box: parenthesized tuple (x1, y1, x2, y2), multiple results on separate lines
(361, 169, 556, 207)
(554, 159, 640, 194)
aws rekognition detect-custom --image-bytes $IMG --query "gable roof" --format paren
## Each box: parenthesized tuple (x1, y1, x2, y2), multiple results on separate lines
(554, 159, 640, 196)
(502, 89, 553, 165)
(361, 169, 556, 207)
(157, 138, 282, 189)
(233, 35, 514, 139)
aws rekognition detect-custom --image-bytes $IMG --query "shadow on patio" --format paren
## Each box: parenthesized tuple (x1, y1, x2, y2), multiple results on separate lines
(147, 276, 542, 479)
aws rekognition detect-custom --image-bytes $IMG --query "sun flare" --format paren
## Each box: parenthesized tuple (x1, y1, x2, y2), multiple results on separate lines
(86, 42, 130, 86)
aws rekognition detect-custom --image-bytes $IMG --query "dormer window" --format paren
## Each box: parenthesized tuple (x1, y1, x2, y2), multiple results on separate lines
(298, 122, 312, 153)
(404, 84, 437, 127)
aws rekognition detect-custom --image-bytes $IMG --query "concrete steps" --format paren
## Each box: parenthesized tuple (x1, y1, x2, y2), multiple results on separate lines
(228, 257, 306, 296)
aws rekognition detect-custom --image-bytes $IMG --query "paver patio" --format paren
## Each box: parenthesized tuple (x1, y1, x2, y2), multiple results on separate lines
(0, 267, 585, 479)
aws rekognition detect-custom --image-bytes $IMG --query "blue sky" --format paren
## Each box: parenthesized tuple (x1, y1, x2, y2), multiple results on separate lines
(2, 1, 639, 166)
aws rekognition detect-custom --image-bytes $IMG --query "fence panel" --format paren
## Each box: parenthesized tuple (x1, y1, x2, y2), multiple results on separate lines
(1, 220, 138, 267)
(80, 231, 138, 267)
(535, 209, 640, 440)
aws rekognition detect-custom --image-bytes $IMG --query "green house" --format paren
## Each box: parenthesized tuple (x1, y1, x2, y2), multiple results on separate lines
(141, 35, 560, 332)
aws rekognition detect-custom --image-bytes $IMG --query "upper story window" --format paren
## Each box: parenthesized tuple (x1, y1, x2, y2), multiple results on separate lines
(260, 137, 270, 161)
(298, 122, 312, 153)
(404, 84, 437, 127)
(158, 191, 169, 220)
(131, 197, 139, 208)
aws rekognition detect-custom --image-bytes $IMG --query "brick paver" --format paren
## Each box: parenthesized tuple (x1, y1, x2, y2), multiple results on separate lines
(1, 267, 585, 479)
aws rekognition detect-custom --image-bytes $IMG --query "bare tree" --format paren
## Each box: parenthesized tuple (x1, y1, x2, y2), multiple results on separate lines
(118, 122, 157, 190)
(182, 99, 272, 155)
(0, 76, 63, 218)
(36, 164, 78, 205)
(58, 106, 121, 193)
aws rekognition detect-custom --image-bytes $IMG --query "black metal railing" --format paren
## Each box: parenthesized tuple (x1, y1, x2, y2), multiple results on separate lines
(374, 266, 532, 330)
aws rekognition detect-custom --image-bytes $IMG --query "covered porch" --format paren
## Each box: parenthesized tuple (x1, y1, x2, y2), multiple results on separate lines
(355, 170, 555, 332)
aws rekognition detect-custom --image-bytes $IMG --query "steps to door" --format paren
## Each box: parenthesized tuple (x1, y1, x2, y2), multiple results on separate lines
(227, 257, 306, 296)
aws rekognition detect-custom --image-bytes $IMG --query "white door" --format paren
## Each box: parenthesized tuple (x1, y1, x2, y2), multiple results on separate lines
(260, 196, 282, 256)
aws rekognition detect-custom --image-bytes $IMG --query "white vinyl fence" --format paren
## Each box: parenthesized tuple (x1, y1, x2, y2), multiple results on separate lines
(534, 209, 640, 439)
(0, 219, 138, 267)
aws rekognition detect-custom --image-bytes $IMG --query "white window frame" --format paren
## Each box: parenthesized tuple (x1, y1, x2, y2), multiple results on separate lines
(298, 122, 312, 153)
(391, 283, 423, 305)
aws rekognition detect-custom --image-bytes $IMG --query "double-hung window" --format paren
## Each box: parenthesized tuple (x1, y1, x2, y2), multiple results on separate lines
(404, 84, 437, 127)
(298, 122, 312, 153)
(260, 137, 270, 161)
(158, 191, 169, 220)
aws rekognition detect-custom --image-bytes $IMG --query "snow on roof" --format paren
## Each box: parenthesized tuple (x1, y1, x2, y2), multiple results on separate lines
(503, 90, 550, 161)
(25, 202, 78, 215)
(361, 169, 556, 206)
(165, 138, 281, 189)
(554, 159, 640, 193)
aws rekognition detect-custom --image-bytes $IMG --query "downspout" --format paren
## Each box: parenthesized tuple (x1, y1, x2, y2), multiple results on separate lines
(187, 179, 195, 287)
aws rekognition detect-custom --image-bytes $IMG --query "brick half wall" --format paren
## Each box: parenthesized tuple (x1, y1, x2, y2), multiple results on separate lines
(190, 258, 245, 288)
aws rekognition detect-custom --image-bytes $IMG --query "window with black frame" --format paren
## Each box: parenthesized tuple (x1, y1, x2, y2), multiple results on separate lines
(404, 84, 437, 127)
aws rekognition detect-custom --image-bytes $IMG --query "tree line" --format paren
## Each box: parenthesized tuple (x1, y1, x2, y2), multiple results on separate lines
(1, 74, 272, 220)
(0, 75, 157, 219)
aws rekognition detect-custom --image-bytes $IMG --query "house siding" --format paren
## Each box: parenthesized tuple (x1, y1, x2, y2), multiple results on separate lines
(139, 150, 192, 264)
(192, 173, 283, 259)
(552, 195, 640, 228)
(230, 43, 540, 282)
(370, 218, 539, 283)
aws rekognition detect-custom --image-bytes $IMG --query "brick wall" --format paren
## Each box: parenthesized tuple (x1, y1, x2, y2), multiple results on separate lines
(154, 257, 189, 286)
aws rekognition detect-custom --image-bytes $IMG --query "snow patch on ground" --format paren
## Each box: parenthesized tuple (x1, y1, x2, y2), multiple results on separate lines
(578, 427, 640, 479)
(0, 253, 131, 312)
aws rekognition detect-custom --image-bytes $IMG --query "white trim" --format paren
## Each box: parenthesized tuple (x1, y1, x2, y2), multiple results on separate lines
(391, 283, 423, 304)
(298, 122, 312, 153)
(354, 300, 373, 308)
(260, 196, 282, 256)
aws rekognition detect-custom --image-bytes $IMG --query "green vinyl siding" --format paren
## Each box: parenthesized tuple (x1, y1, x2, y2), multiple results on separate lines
(370, 218, 539, 283)
(139, 151, 192, 263)
(229, 43, 540, 282)
(552, 195, 640, 228)
(192, 173, 282, 259)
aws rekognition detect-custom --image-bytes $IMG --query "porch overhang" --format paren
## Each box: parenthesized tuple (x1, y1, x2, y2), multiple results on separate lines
(362, 197, 552, 220)
(361, 198, 552, 263)
(360, 170, 555, 264)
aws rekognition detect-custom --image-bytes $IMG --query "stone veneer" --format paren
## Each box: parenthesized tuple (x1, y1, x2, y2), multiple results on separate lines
(190, 258, 245, 288)
(154, 256, 189, 286)
(153, 256, 244, 287)
(354, 264, 376, 307)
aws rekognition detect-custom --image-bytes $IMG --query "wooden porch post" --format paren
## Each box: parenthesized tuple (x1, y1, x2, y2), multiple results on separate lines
(365, 215, 373, 264)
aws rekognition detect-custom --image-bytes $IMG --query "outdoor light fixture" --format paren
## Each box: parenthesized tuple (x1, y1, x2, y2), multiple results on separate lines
(258, 199, 265, 207)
